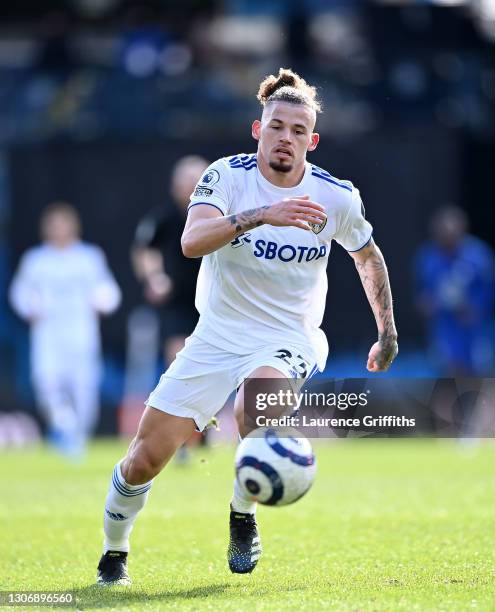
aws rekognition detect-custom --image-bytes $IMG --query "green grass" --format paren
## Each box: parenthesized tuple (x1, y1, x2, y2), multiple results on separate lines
(0, 439, 494, 611)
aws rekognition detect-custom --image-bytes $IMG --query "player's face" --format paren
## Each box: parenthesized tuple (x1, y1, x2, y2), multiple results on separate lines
(42, 212, 80, 247)
(432, 210, 467, 251)
(252, 102, 319, 174)
(171, 161, 208, 209)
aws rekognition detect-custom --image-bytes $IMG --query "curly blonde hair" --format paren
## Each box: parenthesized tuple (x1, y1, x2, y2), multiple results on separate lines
(257, 68, 321, 113)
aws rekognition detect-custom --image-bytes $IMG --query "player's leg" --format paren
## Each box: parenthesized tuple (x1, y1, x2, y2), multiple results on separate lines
(232, 366, 289, 501)
(228, 344, 317, 574)
(31, 347, 57, 431)
(33, 374, 78, 455)
(69, 361, 100, 453)
(163, 307, 206, 463)
(98, 334, 234, 585)
(234, 367, 296, 439)
(98, 407, 196, 585)
(228, 366, 289, 574)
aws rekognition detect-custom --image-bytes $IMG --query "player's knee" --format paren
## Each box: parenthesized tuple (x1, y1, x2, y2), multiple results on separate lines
(123, 443, 164, 484)
(235, 397, 259, 437)
(234, 403, 248, 431)
(235, 407, 254, 438)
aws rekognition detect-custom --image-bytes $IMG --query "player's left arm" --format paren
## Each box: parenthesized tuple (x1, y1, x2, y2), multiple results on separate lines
(132, 209, 173, 304)
(349, 239, 398, 372)
(90, 247, 122, 315)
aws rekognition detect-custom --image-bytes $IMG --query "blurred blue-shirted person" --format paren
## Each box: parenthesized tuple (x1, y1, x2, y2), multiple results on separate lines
(415, 206, 495, 375)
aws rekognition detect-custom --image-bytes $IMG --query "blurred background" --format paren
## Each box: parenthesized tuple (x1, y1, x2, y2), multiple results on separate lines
(1, 0, 495, 447)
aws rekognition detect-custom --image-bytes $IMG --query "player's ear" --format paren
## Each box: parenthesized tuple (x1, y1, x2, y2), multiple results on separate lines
(308, 132, 319, 152)
(252, 119, 261, 141)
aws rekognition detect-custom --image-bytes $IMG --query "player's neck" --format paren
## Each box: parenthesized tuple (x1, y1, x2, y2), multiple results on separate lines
(46, 239, 77, 250)
(257, 154, 306, 188)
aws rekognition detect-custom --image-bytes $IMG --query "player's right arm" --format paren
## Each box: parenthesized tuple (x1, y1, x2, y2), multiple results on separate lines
(182, 196, 326, 259)
(182, 158, 326, 258)
(9, 251, 43, 322)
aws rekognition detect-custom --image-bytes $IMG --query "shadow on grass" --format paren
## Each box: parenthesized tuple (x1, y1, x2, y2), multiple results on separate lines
(71, 583, 230, 609)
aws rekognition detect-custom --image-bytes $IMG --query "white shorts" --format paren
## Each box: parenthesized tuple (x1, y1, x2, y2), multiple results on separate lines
(146, 334, 319, 431)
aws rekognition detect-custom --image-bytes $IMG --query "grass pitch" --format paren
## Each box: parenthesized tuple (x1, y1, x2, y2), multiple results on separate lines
(0, 438, 494, 611)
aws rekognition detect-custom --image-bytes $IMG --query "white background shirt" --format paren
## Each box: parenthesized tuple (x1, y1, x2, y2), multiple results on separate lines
(9, 242, 121, 377)
(188, 154, 372, 370)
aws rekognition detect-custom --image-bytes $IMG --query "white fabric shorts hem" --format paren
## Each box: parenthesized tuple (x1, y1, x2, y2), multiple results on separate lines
(145, 335, 320, 432)
(146, 396, 208, 431)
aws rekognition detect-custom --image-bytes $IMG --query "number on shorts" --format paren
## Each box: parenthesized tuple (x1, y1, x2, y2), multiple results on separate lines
(274, 349, 309, 378)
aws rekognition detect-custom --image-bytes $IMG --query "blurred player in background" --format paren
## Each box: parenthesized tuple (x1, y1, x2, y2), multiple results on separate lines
(9, 202, 121, 456)
(97, 68, 398, 585)
(132, 155, 208, 366)
(415, 205, 495, 375)
(132, 155, 209, 462)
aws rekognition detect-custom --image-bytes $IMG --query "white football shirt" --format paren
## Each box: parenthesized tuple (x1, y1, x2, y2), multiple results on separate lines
(187, 153, 372, 370)
(9, 242, 121, 377)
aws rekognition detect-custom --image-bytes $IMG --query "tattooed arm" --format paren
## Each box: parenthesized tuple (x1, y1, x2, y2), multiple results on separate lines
(349, 239, 398, 372)
(181, 195, 326, 258)
(181, 204, 269, 258)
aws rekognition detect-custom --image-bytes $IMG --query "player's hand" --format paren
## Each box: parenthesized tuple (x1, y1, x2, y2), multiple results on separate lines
(144, 273, 173, 305)
(367, 334, 398, 372)
(26, 294, 44, 323)
(264, 195, 326, 231)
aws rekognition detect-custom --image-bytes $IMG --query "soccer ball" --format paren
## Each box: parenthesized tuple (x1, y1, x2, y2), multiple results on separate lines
(235, 427, 316, 506)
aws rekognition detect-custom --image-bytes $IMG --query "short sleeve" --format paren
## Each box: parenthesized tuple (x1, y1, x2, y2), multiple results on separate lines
(333, 187, 373, 252)
(187, 158, 233, 216)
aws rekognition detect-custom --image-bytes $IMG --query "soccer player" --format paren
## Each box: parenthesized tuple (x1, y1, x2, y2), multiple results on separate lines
(132, 155, 209, 366)
(414, 205, 495, 375)
(97, 68, 398, 584)
(10, 202, 121, 456)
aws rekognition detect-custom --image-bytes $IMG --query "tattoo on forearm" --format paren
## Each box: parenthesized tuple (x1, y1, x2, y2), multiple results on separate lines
(355, 248, 398, 367)
(228, 206, 269, 233)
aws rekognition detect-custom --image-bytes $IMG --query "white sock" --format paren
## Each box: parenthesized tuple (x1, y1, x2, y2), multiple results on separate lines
(230, 477, 257, 515)
(103, 461, 153, 553)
